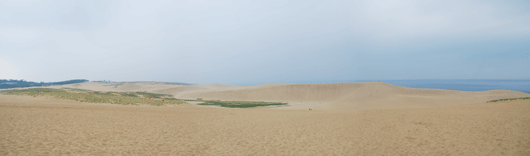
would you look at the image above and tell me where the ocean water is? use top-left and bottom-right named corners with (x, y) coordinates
top-left (352, 79), bottom-right (530, 94)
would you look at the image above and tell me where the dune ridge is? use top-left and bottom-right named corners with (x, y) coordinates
top-left (179, 82), bottom-right (529, 110)
top-left (44, 82), bottom-right (530, 110)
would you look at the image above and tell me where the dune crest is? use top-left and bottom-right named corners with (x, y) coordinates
top-left (46, 82), bottom-right (529, 110)
top-left (179, 82), bottom-right (529, 110)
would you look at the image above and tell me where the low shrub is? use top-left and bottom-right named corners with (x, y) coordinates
top-left (487, 97), bottom-right (530, 103)
top-left (198, 100), bottom-right (287, 108)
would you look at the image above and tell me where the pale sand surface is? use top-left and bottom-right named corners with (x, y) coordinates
top-left (2, 82), bottom-right (530, 155)
top-left (178, 82), bottom-right (529, 110)
top-left (38, 82), bottom-right (529, 110)
top-left (1, 95), bottom-right (530, 155)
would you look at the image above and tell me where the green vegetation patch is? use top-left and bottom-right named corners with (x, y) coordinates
top-left (487, 97), bottom-right (530, 103)
top-left (120, 92), bottom-right (138, 97)
top-left (0, 88), bottom-right (185, 106)
top-left (197, 100), bottom-right (287, 108)
top-left (134, 92), bottom-right (172, 98)
top-left (1, 88), bottom-right (65, 94)
top-left (63, 88), bottom-right (91, 92)
top-left (0, 88), bottom-right (289, 108)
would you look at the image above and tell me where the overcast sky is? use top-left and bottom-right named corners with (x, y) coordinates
top-left (1, 0), bottom-right (529, 85)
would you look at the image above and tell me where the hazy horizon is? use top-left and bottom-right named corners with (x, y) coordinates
top-left (1, 0), bottom-right (529, 85)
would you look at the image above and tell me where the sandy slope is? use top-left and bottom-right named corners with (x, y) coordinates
top-left (179, 82), bottom-right (530, 110)
top-left (46, 82), bottom-right (246, 98)
top-left (1, 95), bottom-right (529, 155)
top-left (45, 82), bottom-right (529, 110)
top-left (45, 82), bottom-right (184, 92)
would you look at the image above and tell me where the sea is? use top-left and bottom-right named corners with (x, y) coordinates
top-left (351, 79), bottom-right (530, 94)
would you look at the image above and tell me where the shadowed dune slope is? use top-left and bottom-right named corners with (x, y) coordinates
top-left (180, 82), bottom-right (530, 110)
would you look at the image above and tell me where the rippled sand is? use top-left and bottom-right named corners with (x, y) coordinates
top-left (1, 95), bottom-right (529, 155)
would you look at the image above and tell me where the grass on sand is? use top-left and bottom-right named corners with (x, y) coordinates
top-left (197, 100), bottom-right (287, 108)
top-left (0, 88), bottom-right (185, 106)
top-left (0, 88), bottom-right (286, 108)
top-left (487, 97), bottom-right (530, 103)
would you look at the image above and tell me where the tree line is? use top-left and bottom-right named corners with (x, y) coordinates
top-left (0, 79), bottom-right (89, 89)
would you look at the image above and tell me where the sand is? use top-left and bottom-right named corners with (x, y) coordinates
top-left (178, 82), bottom-right (529, 110)
top-left (1, 95), bottom-right (529, 155)
top-left (2, 82), bottom-right (530, 155)
top-left (45, 82), bottom-right (529, 110)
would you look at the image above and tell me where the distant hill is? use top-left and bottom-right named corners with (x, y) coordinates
top-left (0, 79), bottom-right (89, 89)
top-left (91, 80), bottom-right (193, 85)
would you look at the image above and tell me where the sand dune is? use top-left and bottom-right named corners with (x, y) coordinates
top-left (179, 82), bottom-right (530, 110)
top-left (46, 82), bottom-right (183, 92)
top-left (1, 95), bottom-right (529, 155)
top-left (2, 82), bottom-right (530, 155)
top-left (49, 82), bottom-right (246, 98)
top-left (23, 82), bottom-right (529, 110)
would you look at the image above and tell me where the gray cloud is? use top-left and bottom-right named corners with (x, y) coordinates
top-left (1, 0), bottom-right (529, 84)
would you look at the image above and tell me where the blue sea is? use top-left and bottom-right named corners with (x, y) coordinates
top-left (351, 79), bottom-right (530, 94)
